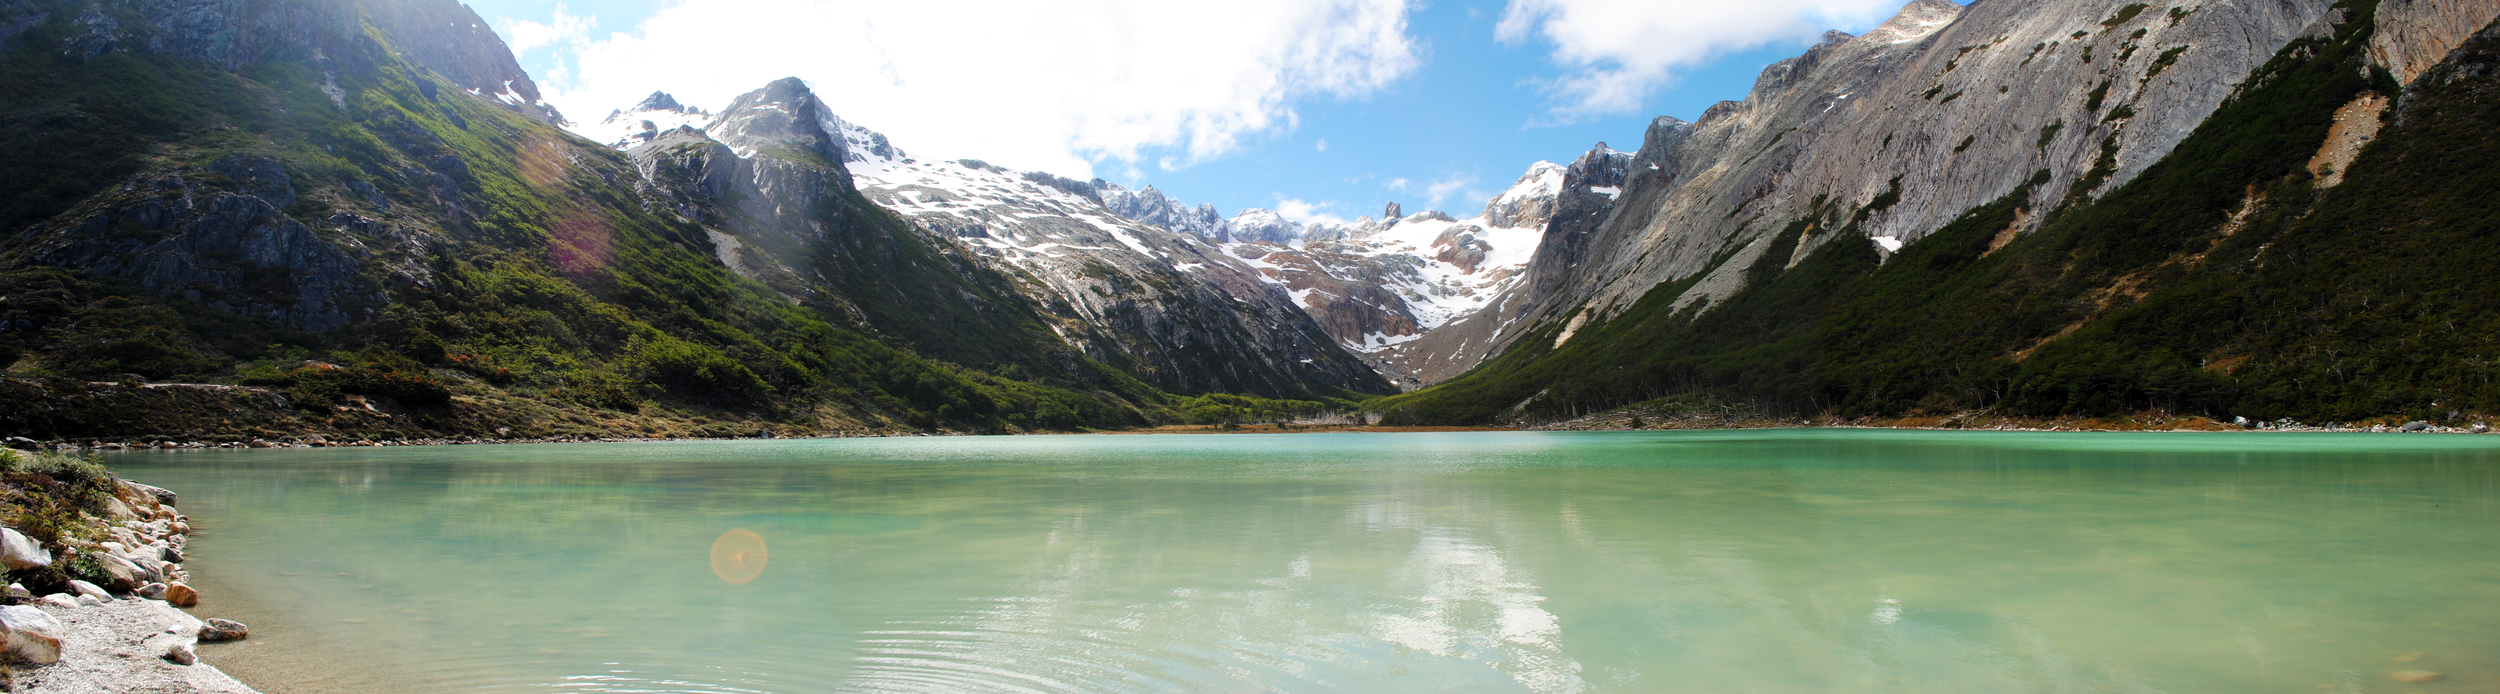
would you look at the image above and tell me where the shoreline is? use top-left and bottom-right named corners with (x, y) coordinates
top-left (10, 415), bottom-right (2493, 455)
top-left (0, 464), bottom-right (262, 692)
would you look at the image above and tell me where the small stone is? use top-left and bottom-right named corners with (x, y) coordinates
top-left (135, 582), bottom-right (168, 600)
top-left (0, 604), bottom-right (64, 664)
top-left (198, 618), bottom-right (248, 642)
top-left (75, 594), bottom-right (102, 607)
top-left (0, 528), bottom-right (52, 571)
top-left (163, 583), bottom-right (199, 607)
top-left (159, 544), bottom-right (184, 563)
top-left (2390, 670), bottom-right (2443, 683)
top-left (66, 580), bottom-right (112, 602)
top-left (37, 594), bottom-right (75, 609)
top-left (162, 641), bottom-right (197, 665)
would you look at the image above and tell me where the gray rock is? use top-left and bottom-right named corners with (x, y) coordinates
top-left (135, 582), bottom-right (168, 600)
top-left (2403, 420), bottom-right (2432, 432)
top-left (3, 436), bottom-right (37, 450)
top-left (162, 640), bottom-right (197, 666)
top-left (207, 155), bottom-right (295, 208)
top-left (122, 480), bottom-right (178, 507)
top-left (1, 527), bottom-right (53, 571)
top-left (38, 594), bottom-right (76, 610)
top-left (75, 594), bottom-right (103, 607)
top-left (2472, 422), bottom-right (2491, 434)
top-left (67, 580), bottom-right (112, 602)
top-left (198, 618), bottom-right (249, 642)
top-left (160, 544), bottom-right (185, 563)
top-left (6, 583), bottom-right (32, 601)
top-left (0, 604), bottom-right (64, 664)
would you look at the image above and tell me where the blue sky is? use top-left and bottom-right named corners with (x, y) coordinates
top-left (477, 0), bottom-right (1907, 224)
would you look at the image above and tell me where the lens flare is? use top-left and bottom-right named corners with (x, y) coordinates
top-left (549, 211), bottom-right (613, 278)
top-left (710, 528), bottom-right (769, 585)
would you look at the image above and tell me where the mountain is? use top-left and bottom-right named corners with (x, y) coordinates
top-left (1196, 154), bottom-right (1621, 389)
top-left (0, 0), bottom-right (1355, 442)
top-left (1381, 0), bottom-right (2500, 425)
top-left (589, 82), bottom-right (1391, 398)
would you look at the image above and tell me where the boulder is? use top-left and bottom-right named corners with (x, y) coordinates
top-left (120, 481), bottom-right (177, 507)
top-left (67, 580), bottom-right (112, 602)
top-left (198, 618), bottom-right (248, 642)
top-left (163, 583), bottom-right (198, 608)
top-left (2473, 422), bottom-right (2491, 434)
top-left (0, 605), bottom-right (64, 664)
top-left (4, 583), bottom-right (31, 601)
top-left (103, 497), bottom-right (136, 520)
top-left (1, 528), bottom-right (53, 570)
top-left (75, 594), bottom-right (102, 607)
top-left (134, 582), bottom-right (168, 600)
top-left (159, 544), bottom-right (184, 563)
top-left (2402, 420), bottom-right (2431, 432)
top-left (3, 437), bottom-right (38, 451)
top-left (37, 594), bottom-right (76, 609)
top-left (95, 552), bottom-right (145, 592)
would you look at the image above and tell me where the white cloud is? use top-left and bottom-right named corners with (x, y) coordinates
top-left (1315, 138), bottom-right (1330, 152)
top-left (539, 0), bottom-right (1420, 178)
top-left (1275, 197), bottom-right (1351, 226)
top-left (495, 4), bottom-right (593, 53)
top-left (1497, 0), bottom-right (1902, 121)
top-left (1424, 176), bottom-right (1472, 207)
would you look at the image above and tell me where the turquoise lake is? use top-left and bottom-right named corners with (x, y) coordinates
top-left (101, 430), bottom-right (2500, 693)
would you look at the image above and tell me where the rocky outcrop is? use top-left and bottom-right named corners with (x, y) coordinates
top-left (26, 174), bottom-right (375, 332)
top-left (2370, 0), bottom-right (2500, 86)
top-left (355, 0), bottom-right (565, 124)
top-left (1100, 185), bottom-right (1231, 241)
top-left (1434, 0), bottom-right (2348, 384)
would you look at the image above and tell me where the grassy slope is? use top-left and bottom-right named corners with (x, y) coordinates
top-left (1383, 0), bottom-right (2499, 426)
top-left (0, 2), bottom-right (1343, 438)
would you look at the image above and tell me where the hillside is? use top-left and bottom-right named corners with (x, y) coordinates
top-left (0, 0), bottom-right (1349, 441)
top-left (1381, 0), bottom-right (2500, 426)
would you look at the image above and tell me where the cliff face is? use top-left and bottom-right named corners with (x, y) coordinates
top-left (2370, 0), bottom-right (2500, 85)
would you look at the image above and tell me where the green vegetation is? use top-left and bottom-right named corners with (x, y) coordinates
top-left (2103, 3), bottom-right (2153, 29)
top-left (0, 449), bottom-right (120, 591)
top-left (1378, 0), bottom-right (2473, 426)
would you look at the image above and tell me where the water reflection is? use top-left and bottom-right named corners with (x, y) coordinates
top-left (100, 431), bottom-right (2500, 693)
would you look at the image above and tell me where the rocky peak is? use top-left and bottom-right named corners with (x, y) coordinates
top-left (1100, 184), bottom-right (1231, 241)
top-left (359, 0), bottom-right (567, 125)
top-left (1383, 202), bottom-right (1403, 219)
top-left (632, 91), bottom-right (696, 114)
top-left (1230, 208), bottom-right (1302, 244)
top-left (1859, 0), bottom-right (1962, 45)
top-left (1483, 161), bottom-right (1567, 229)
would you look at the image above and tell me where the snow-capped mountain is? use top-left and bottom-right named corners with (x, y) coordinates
top-left (1179, 150), bottom-right (1619, 388)
top-left (580, 92), bottom-right (712, 150)
top-left (574, 80), bottom-right (1390, 398)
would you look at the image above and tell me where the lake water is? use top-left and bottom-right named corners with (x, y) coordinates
top-left (103, 430), bottom-right (2500, 693)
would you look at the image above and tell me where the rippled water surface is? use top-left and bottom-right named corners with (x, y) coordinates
top-left (105, 430), bottom-right (2500, 693)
